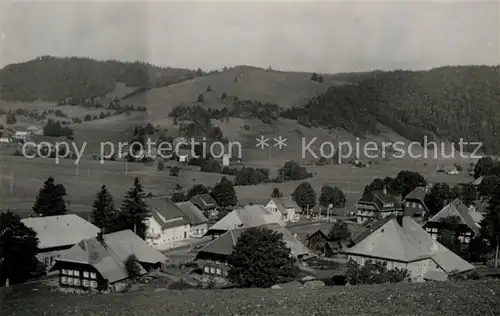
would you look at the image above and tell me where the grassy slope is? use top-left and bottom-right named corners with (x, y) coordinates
top-left (124, 66), bottom-right (333, 118)
top-left (2, 280), bottom-right (500, 316)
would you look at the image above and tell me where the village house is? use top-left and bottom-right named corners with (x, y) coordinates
top-left (50, 230), bottom-right (167, 292)
top-left (204, 204), bottom-right (285, 238)
top-left (145, 198), bottom-right (209, 247)
top-left (190, 194), bottom-right (219, 218)
top-left (195, 223), bottom-right (312, 278)
top-left (21, 214), bottom-right (100, 270)
top-left (423, 198), bottom-right (483, 244)
top-left (343, 215), bottom-right (475, 282)
top-left (174, 201), bottom-right (209, 237)
top-left (265, 197), bottom-right (301, 223)
top-left (354, 189), bottom-right (402, 225)
top-left (13, 130), bottom-right (30, 142)
top-left (402, 186), bottom-right (430, 222)
top-left (306, 228), bottom-right (342, 257)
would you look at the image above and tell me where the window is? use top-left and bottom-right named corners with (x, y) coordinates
top-left (204, 266), bottom-right (209, 273)
top-left (83, 279), bottom-right (90, 287)
top-left (61, 276), bottom-right (67, 284)
top-left (74, 270), bottom-right (80, 277)
top-left (44, 257), bottom-right (50, 266)
top-left (90, 272), bottom-right (96, 279)
top-left (90, 281), bottom-right (98, 289)
top-left (223, 270), bottom-right (228, 276)
top-left (67, 278), bottom-right (74, 286)
top-left (215, 260), bottom-right (219, 265)
top-left (62, 269), bottom-right (67, 275)
top-left (74, 278), bottom-right (81, 286)
top-left (210, 267), bottom-right (215, 274)
top-left (68, 270), bottom-right (73, 276)
top-left (83, 271), bottom-right (89, 278)
top-left (216, 268), bottom-right (221, 275)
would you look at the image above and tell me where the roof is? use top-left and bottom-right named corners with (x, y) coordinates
top-left (189, 194), bottom-right (218, 211)
top-left (147, 198), bottom-right (189, 229)
top-left (175, 201), bottom-right (208, 225)
top-left (356, 190), bottom-right (402, 212)
top-left (197, 223), bottom-right (312, 258)
top-left (21, 214), bottom-right (100, 249)
top-left (53, 230), bottom-right (167, 283)
top-left (427, 198), bottom-right (483, 234)
top-left (350, 217), bottom-right (393, 245)
top-left (404, 187), bottom-right (426, 201)
top-left (269, 197), bottom-right (301, 214)
top-left (207, 204), bottom-right (285, 232)
top-left (470, 176), bottom-right (483, 186)
top-left (344, 216), bottom-right (474, 274)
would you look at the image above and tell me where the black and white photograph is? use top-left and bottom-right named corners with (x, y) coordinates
top-left (0, 1), bottom-right (499, 315)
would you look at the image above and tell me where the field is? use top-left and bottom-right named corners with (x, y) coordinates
top-left (2, 279), bottom-right (500, 315)
top-left (0, 147), bottom-right (474, 219)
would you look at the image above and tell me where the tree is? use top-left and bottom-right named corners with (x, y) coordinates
top-left (196, 68), bottom-right (203, 76)
top-left (363, 178), bottom-right (385, 195)
top-left (197, 93), bottom-right (204, 103)
top-left (124, 254), bottom-right (142, 280)
top-left (311, 73), bottom-right (318, 81)
top-left (170, 166), bottom-right (180, 176)
top-left (424, 182), bottom-right (453, 215)
top-left (292, 182), bottom-right (316, 211)
top-left (157, 159), bottom-right (165, 171)
top-left (0, 211), bottom-right (41, 286)
top-left (171, 192), bottom-right (187, 203)
top-left (206, 85), bottom-right (212, 92)
top-left (319, 186), bottom-right (346, 208)
top-left (116, 177), bottom-right (149, 239)
top-left (32, 177), bottom-right (68, 216)
top-left (221, 92), bottom-right (227, 100)
top-left (452, 183), bottom-right (477, 207)
top-left (346, 259), bottom-right (410, 285)
top-left (271, 188), bottom-right (283, 198)
top-left (396, 170), bottom-right (427, 198)
top-left (327, 221), bottom-right (351, 242)
top-left (187, 184), bottom-right (209, 199)
top-left (210, 177), bottom-right (237, 208)
top-left (474, 157), bottom-right (495, 179)
top-left (437, 216), bottom-right (463, 255)
top-left (227, 227), bottom-right (299, 288)
top-left (278, 161), bottom-right (312, 181)
top-left (481, 195), bottom-right (500, 267)
top-left (91, 185), bottom-right (118, 234)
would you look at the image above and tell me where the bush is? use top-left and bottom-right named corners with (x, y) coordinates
top-left (221, 92), bottom-right (227, 100)
top-left (170, 166), bottom-right (180, 176)
top-left (6, 114), bottom-right (16, 125)
top-left (197, 93), bottom-right (205, 103)
top-left (346, 259), bottom-right (410, 285)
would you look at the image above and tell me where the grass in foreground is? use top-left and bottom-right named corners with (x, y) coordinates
top-left (2, 279), bottom-right (499, 316)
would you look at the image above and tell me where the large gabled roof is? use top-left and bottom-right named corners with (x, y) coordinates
top-left (197, 223), bottom-right (311, 258)
top-left (53, 230), bottom-right (167, 283)
top-left (344, 217), bottom-right (474, 274)
top-left (22, 214), bottom-right (100, 249)
top-left (404, 187), bottom-right (427, 201)
top-left (175, 201), bottom-right (208, 225)
top-left (427, 198), bottom-right (483, 234)
top-left (207, 204), bottom-right (285, 233)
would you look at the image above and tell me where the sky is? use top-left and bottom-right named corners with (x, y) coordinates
top-left (0, 0), bottom-right (498, 73)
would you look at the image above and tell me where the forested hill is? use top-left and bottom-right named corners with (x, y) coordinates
top-left (0, 56), bottom-right (197, 101)
top-left (282, 65), bottom-right (500, 153)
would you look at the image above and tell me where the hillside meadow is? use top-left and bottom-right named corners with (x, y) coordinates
top-left (0, 151), bottom-right (474, 218)
top-left (2, 279), bottom-right (500, 316)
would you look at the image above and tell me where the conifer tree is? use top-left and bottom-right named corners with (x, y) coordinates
top-left (32, 177), bottom-right (67, 216)
top-left (116, 177), bottom-right (149, 239)
top-left (91, 185), bottom-right (118, 233)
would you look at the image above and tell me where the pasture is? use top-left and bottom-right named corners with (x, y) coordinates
top-left (0, 146), bottom-right (475, 219)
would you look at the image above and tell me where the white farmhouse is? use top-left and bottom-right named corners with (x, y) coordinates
top-left (265, 197), bottom-right (301, 223)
